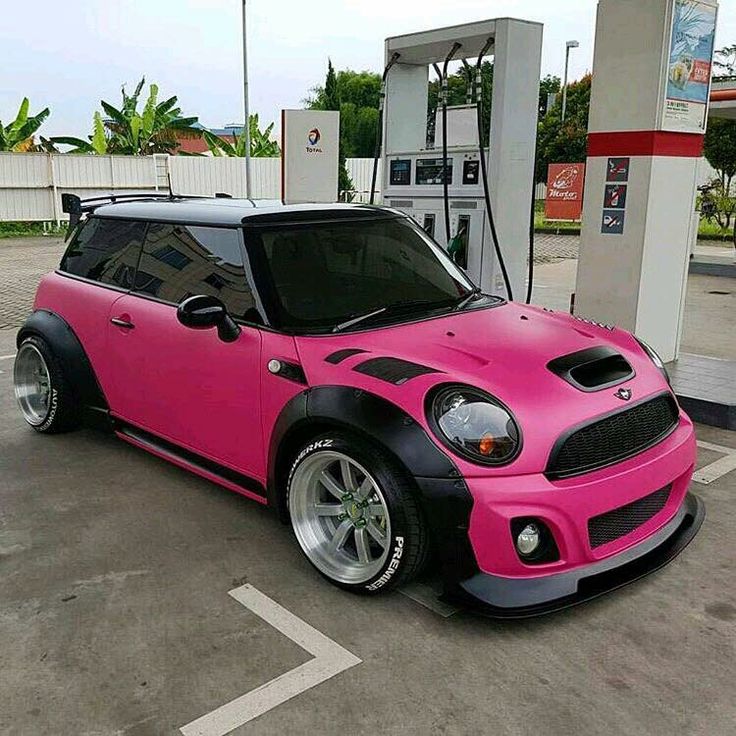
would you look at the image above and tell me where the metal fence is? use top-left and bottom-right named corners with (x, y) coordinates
top-left (0, 153), bottom-right (380, 222)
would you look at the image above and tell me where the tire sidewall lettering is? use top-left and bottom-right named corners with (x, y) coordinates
top-left (38, 387), bottom-right (58, 431)
top-left (365, 536), bottom-right (404, 591)
top-left (287, 438), bottom-right (334, 489)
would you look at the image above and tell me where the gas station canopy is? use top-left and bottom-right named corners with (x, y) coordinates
top-left (710, 80), bottom-right (736, 119)
top-left (386, 19), bottom-right (511, 64)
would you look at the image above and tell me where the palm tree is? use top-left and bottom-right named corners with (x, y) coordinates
top-left (0, 98), bottom-right (50, 151)
top-left (203, 114), bottom-right (280, 157)
top-left (52, 78), bottom-right (199, 155)
top-left (51, 112), bottom-right (110, 154)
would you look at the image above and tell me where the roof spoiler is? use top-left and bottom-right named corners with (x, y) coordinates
top-left (61, 191), bottom-right (178, 239)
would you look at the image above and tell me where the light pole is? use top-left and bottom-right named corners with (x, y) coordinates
top-left (561, 40), bottom-right (579, 123)
top-left (241, 0), bottom-right (252, 199)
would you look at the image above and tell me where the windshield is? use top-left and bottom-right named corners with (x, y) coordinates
top-left (246, 216), bottom-right (478, 333)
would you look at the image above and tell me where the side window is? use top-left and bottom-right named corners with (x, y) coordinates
top-left (60, 218), bottom-right (145, 289)
top-left (134, 223), bottom-right (255, 318)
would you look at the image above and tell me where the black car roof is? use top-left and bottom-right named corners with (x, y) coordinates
top-left (91, 197), bottom-right (406, 226)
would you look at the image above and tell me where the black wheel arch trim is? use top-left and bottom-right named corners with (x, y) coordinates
top-left (17, 310), bottom-right (109, 413)
top-left (267, 385), bottom-right (479, 581)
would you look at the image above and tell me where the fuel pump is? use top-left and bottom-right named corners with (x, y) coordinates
top-left (369, 52), bottom-right (401, 206)
top-left (379, 19), bottom-right (542, 301)
top-left (436, 43), bottom-right (462, 244)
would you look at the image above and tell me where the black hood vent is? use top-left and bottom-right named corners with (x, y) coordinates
top-left (548, 346), bottom-right (634, 392)
top-left (325, 348), bottom-right (368, 365)
top-left (353, 357), bottom-right (441, 385)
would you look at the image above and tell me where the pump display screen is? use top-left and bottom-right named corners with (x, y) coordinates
top-left (389, 159), bottom-right (411, 185)
top-left (416, 158), bottom-right (453, 185)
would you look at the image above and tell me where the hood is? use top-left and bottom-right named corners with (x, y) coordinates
top-left (294, 302), bottom-right (673, 476)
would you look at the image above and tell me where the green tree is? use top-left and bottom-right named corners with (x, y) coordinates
top-left (52, 78), bottom-right (199, 155)
top-left (538, 75), bottom-right (561, 118)
top-left (535, 74), bottom-right (591, 182)
top-left (704, 118), bottom-right (736, 188)
top-left (203, 114), bottom-right (280, 157)
top-left (703, 117), bottom-right (736, 235)
top-left (324, 59), bottom-right (340, 111)
top-left (0, 98), bottom-right (50, 152)
top-left (307, 68), bottom-right (382, 156)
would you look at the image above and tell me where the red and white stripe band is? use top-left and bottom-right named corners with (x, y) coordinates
top-left (587, 130), bottom-right (704, 158)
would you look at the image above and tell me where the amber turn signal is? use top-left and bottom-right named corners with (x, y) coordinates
top-left (479, 433), bottom-right (496, 456)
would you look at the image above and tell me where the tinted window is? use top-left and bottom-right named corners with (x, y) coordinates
top-left (135, 223), bottom-right (256, 318)
top-left (250, 217), bottom-right (474, 332)
top-left (60, 218), bottom-right (145, 288)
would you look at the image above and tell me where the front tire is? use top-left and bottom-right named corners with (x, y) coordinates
top-left (13, 336), bottom-right (80, 433)
top-left (287, 432), bottom-right (428, 594)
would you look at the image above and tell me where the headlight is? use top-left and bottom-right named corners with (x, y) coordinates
top-left (635, 337), bottom-right (670, 384)
top-left (427, 385), bottom-right (521, 465)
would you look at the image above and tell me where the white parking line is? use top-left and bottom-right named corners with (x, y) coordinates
top-left (0, 354), bottom-right (16, 361)
top-left (694, 441), bottom-right (736, 485)
top-left (179, 584), bottom-right (361, 736)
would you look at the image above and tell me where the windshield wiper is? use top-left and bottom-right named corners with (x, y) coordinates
top-left (333, 307), bottom-right (388, 333)
top-left (454, 287), bottom-right (483, 311)
top-left (332, 299), bottom-right (447, 333)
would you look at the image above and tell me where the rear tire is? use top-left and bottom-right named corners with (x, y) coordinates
top-left (287, 432), bottom-right (428, 595)
top-left (14, 336), bottom-right (80, 433)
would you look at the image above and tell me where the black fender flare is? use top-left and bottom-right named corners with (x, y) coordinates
top-left (267, 385), bottom-right (478, 581)
top-left (17, 310), bottom-right (109, 413)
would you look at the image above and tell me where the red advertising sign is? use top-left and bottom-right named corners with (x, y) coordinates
top-left (545, 163), bottom-right (586, 221)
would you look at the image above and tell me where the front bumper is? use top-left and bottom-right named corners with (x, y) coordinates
top-left (415, 413), bottom-right (703, 618)
top-left (449, 492), bottom-right (704, 618)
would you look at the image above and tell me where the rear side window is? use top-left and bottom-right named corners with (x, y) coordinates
top-left (60, 218), bottom-right (145, 288)
top-left (134, 223), bottom-right (256, 318)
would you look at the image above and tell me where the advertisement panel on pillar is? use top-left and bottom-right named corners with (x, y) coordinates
top-left (662, 0), bottom-right (718, 133)
top-left (281, 110), bottom-right (340, 204)
top-left (545, 163), bottom-right (585, 221)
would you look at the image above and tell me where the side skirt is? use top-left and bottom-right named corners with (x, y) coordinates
top-left (115, 422), bottom-right (268, 506)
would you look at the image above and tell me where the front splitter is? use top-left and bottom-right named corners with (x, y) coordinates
top-left (445, 493), bottom-right (705, 619)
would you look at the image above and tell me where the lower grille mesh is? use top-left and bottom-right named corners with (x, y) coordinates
top-left (588, 485), bottom-right (672, 549)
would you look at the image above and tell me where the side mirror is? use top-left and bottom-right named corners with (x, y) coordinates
top-left (177, 295), bottom-right (241, 343)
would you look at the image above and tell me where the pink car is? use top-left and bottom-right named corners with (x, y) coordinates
top-left (13, 194), bottom-right (704, 617)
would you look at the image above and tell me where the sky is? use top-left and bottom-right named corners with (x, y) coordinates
top-left (2, 0), bottom-right (735, 139)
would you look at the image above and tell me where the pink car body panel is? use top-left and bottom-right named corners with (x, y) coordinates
top-left (33, 272), bottom-right (124, 400)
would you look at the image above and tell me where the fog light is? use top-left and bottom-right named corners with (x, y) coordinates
top-left (516, 523), bottom-right (541, 556)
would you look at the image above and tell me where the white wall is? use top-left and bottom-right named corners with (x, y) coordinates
top-left (0, 153), bottom-right (380, 222)
top-left (0, 151), bottom-right (715, 220)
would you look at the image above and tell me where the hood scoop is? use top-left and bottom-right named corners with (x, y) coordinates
top-left (548, 346), bottom-right (634, 392)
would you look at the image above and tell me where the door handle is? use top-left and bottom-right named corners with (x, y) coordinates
top-left (110, 317), bottom-right (135, 329)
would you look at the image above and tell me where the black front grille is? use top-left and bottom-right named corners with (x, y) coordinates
top-left (547, 393), bottom-right (679, 479)
top-left (588, 485), bottom-right (672, 548)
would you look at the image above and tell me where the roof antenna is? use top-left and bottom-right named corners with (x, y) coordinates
top-left (167, 168), bottom-right (175, 199)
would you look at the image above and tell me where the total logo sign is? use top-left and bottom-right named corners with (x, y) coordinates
top-left (306, 128), bottom-right (323, 154)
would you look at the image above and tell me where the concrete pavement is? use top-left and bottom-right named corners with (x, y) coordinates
top-left (1, 235), bottom-right (736, 735)
top-left (1, 322), bottom-right (735, 736)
